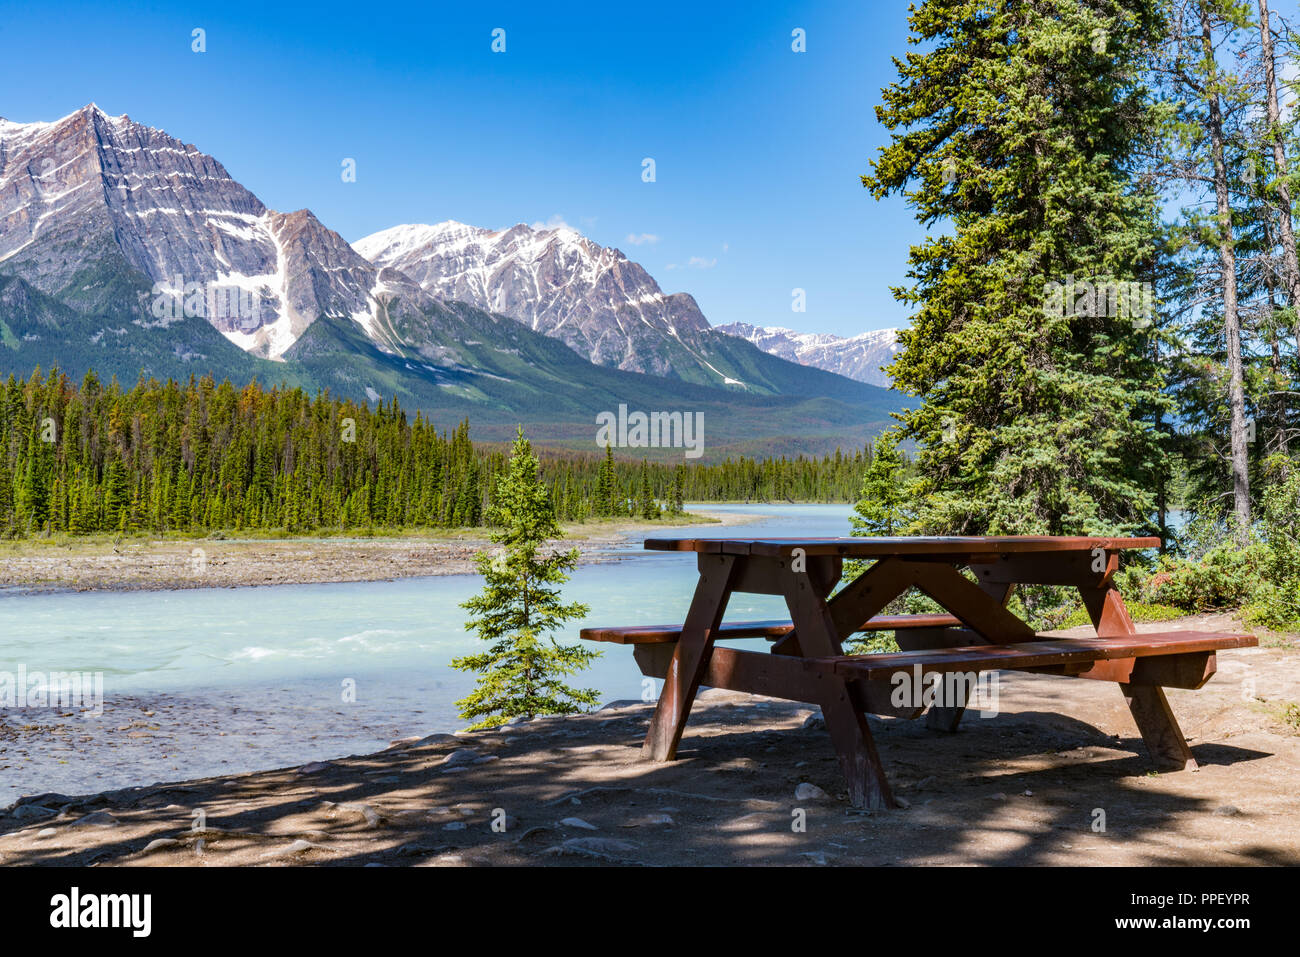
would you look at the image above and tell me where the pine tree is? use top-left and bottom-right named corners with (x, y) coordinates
top-left (851, 432), bottom-right (911, 537)
top-left (595, 444), bottom-right (615, 517)
top-left (639, 461), bottom-right (658, 520)
top-left (451, 427), bottom-right (598, 729)
top-left (864, 0), bottom-right (1169, 535)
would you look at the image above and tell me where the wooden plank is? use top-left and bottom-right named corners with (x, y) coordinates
top-left (812, 632), bottom-right (1255, 681)
top-left (644, 535), bottom-right (1161, 558)
top-left (771, 556), bottom-right (922, 657)
top-left (907, 562), bottom-right (1037, 644)
top-left (970, 552), bottom-right (1114, 587)
top-left (826, 557), bottom-right (925, 637)
top-left (581, 612), bottom-right (967, 645)
top-left (582, 620), bottom-right (793, 644)
top-left (1068, 652), bottom-right (1218, 690)
top-left (631, 643), bottom-right (922, 718)
top-left (634, 644), bottom-right (826, 703)
top-left (641, 553), bottom-right (737, 762)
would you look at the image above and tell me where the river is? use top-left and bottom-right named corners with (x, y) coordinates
top-left (0, 503), bottom-right (854, 799)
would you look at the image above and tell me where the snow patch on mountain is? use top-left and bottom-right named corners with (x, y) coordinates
top-left (714, 322), bottom-right (899, 387)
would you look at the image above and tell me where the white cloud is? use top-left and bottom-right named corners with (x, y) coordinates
top-left (666, 256), bottom-right (718, 271)
top-left (625, 232), bottom-right (659, 245)
top-left (532, 214), bottom-right (574, 231)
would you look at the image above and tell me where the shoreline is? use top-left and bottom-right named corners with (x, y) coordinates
top-left (3, 628), bottom-right (1296, 866)
top-left (0, 508), bottom-right (764, 595)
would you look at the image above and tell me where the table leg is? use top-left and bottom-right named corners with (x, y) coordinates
top-left (642, 554), bottom-right (737, 762)
top-left (910, 581), bottom-right (1016, 732)
top-left (1079, 569), bottom-right (1197, 771)
top-left (785, 571), bottom-right (896, 810)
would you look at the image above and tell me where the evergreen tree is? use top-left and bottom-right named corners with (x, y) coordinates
top-left (451, 427), bottom-right (598, 729)
top-left (639, 460), bottom-right (658, 520)
top-left (850, 431), bottom-right (911, 536)
top-left (864, 0), bottom-right (1169, 535)
top-left (595, 444), bottom-right (616, 517)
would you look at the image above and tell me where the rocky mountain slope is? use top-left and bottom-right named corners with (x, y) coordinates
top-left (714, 323), bottom-right (899, 388)
top-left (0, 104), bottom-right (905, 455)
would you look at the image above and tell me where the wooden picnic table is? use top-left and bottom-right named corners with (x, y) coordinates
top-left (580, 535), bottom-right (1256, 810)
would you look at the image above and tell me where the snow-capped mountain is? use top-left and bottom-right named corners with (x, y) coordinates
top-left (0, 104), bottom-right (429, 359)
top-left (714, 323), bottom-right (899, 388)
top-left (353, 221), bottom-right (740, 381)
top-left (0, 104), bottom-right (906, 455)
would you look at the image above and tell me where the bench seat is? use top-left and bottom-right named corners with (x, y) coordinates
top-left (579, 613), bottom-right (962, 644)
top-left (808, 631), bottom-right (1256, 680)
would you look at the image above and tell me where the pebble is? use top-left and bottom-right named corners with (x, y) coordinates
top-left (794, 782), bottom-right (829, 801)
top-left (412, 733), bottom-right (461, 747)
top-left (141, 838), bottom-right (180, 854)
top-left (11, 805), bottom-right (56, 822)
top-left (443, 821), bottom-right (468, 831)
top-left (441, 749), bottom-right (481, 768)
top-left (636, 813), bottom-right (675, 827)
top-left (1213, 805), bottom-right (1242, 817)
top-left (69, 810), bottom-right (120, 828)
top-left (260, 839), bottom-right (324, 859)
top-left (802, 713), bottom-right (826, 731)
top-left (543, 837), bottom-right (638, 860)
top-left (336, 803), bottom-right (382, 828)
top-left (35, 828), bottom-right (56, 839)
top-left (296, 761), bottom-right (336, 775)
top-left (559, 816), bottom-right (598, 830)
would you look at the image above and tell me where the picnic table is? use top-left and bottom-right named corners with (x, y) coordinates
top-left (580, 535), bottom-right (1257, 810)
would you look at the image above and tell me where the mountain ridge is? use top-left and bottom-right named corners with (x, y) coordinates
top-left (0, 104), bottom-right (907, 457)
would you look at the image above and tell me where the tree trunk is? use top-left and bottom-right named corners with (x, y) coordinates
top-left (1201, 4), bottom-right (1251, 541)
top-left (1259, 0), bottom-right (1300, 362)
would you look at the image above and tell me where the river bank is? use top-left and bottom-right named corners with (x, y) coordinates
top-left (0, 510), bottom-right (751, 593)
top-left (2, 613), bottom-right (1296, 867)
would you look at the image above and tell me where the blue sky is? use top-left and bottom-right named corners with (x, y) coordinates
top-left (7, 1), bottom-right (1295, 340)
top-left (0, 0), bottom-right (924, 338)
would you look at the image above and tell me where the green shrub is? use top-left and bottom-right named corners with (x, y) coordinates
top-left (1148, 541), bottom-right (1270, 612)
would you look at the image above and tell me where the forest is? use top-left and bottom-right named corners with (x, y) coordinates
top-left (0, 368), bottom-right (869, 537)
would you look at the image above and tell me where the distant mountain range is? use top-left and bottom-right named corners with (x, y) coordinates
top-left (0, 104), bottom-right (906, 457)
top-left (714, 323), bottom-right (899, 388)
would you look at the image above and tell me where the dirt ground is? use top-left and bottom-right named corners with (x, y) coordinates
top-left (2, 615), bottom-right (1296, 867)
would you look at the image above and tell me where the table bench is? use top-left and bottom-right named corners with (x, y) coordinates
top-left (580, 535), bottom-right (1257, 810)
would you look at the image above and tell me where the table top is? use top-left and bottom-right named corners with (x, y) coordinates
top-left (643, 535), bottom-right (1161, 558)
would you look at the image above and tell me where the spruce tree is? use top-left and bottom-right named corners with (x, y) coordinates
top-left (851, 431), bottom-right (911, 536)
top-left (451, 427), bottom-right (598, 729)
top-left (864, 0), bottom-right (1169, 535)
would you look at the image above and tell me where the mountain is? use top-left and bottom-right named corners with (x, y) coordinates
top-left (714, 323), bottom-right (900, 388)
top-left (0, 104), bottom-right (906, 457)
top-left (353, 221), bottom-right (850, 395)
top-left (0, 104), bottom-right (434, 359)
